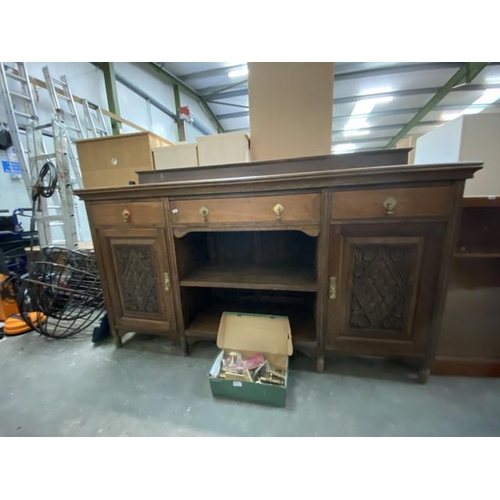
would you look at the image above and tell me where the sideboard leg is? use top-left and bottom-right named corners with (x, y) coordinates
top-left (181, 337), bottom-right (190, 356)
top-left (316, 355), bottom-right (325, 374)
top-left (114, 334), bottom-right (123, 348)
top-left (417, 366), bottom-right (430, 384)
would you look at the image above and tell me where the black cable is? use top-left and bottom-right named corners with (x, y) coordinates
top-left (32, 161), bottom-right (58, 202)
top-left (29, 161), bottom-right (58, 269)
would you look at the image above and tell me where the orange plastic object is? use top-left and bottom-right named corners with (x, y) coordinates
top-left (0, 273), bottom-right (20, 321)
top-left (4, 312), bottom-right (47, 336)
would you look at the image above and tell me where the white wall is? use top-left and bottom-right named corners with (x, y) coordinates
top-left (414, 117), bottom-right (463, 165)
top-left (414, 113), bottom-right (500, 197)
top-left (180, 92), bottom-right (218, 143)
top-left (459, 113), bottom-right (500, 196)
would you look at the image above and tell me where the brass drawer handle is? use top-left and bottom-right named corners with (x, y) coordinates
top-left (383, 197), bottom-right (397, 215)
top-left (122, 209), bottom-right (131, 223)
top-left (329, 276), bottom-right (337, 300)
top-left (200, 206), bottom-right (209, 221)
top-left (273, 203), bottom-right (284, 220)
top-left (164, 272), bottom-right (170, 291)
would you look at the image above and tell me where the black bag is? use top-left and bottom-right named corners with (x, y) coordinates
top-left (0, 129), bottom-right (13, 150)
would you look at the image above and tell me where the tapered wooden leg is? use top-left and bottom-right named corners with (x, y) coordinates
top-left (417, 366), bottom-right (430, 384)
top-left (114, 334), bottom-right (123, 348)
top-left (316, 355), bottom-right (325, 374)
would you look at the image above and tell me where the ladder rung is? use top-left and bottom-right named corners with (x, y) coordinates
top-left (14, 110), bottom-right (34, 119)
top-left (66, 125), bottom-right (81, 131)
top-left (58, 109), bottom-right (76, 118)
top-left (51, 77), bottom-right (64, 87)
top-left (36, 215), bottom-right (65, 222)
top-left (30, 154), bottom-right (55, 161)
top-left (58, 94), bottom-right (71, 101)
top-left (9, 91), bottom-right (31, 101)
top-left (6, 72), bottom-right (27, 83)
top-left (34, 123), bottom-right (52, 130)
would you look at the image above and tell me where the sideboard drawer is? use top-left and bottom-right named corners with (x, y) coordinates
top-left (170, 194), bottom-right (320, 225)
top-left (331, 186), bottom-right (454, 220)
top-left (89, 200), bottom-right (165, 227)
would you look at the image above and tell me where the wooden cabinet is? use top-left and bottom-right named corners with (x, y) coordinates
top-left (326, 222), bottom-right (445, 360)
top-left (76, 155), bottom-right (482, 382)
top-left (95, 227), bottom-right (177, 341)
top-left (76, 132), bottom-right (172, 188)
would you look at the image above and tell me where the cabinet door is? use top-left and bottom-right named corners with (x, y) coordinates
top-left (96, 227), bottom-right (177, 336)
top-left (326, 222), bottom-right (445, 356)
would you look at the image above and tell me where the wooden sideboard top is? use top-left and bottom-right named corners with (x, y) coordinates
top-left (75, 157), bottom-right (482, 202)
top-left (138, 148), bottom-right (413, 184)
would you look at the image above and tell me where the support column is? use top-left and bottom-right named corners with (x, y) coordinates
top-left (101, 62), bottom-right (122, 135)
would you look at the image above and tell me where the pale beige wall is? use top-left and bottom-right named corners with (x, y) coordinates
top-left (248, 63), bottom-right (334, 161)
top-left (460, 113), bottom-right (500, 196)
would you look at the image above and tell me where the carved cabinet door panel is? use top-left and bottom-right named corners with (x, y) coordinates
top-left (96, 227), bottom-right (177, 336)
top-left (326, 222), bottom-right (445, 356)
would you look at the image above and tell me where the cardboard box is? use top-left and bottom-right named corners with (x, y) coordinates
top-left (152, 143), bottom-right (199, 170)
top-left (196, 131), bottom-right (250, 166)
top-left (208, 312), bottom-right (293, 407)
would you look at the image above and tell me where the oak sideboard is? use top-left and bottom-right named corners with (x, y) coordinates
top-left (75, 155), bottom-right (481, 383)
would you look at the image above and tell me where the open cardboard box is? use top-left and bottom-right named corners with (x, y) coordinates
top-left (208, 312), bottom-right (293, 407)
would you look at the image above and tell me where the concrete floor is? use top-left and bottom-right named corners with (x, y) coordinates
top-left (1, 330), bottom-right (500, 436)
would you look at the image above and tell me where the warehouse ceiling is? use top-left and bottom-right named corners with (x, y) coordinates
top-left (152, 62), bottom-right (500, 152)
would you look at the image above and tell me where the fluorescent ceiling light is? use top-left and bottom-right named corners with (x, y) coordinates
top-left (228, 67), bottom-right (248, 78)
top-left (473, 88), bottom-right (500, 105)
top-left (333, 143), bottom-right (356, 153)
top-left (441, 112), bottom-right (463, 121)
top-left (344, 130), bottom-right (370, 137)
top-left (345, 118), bottom-right (369, 130)
top-left (462, 107), bottom-right (483, 115)
top-left (361, 87), bottom-right (392, 96)
top-left (351, 96), bottom-right (393, 116)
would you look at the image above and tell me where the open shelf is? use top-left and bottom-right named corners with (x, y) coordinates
top-left (182, 288), bottom-right (317, 351)
top-left (180, 262), bottom-right (317, 292)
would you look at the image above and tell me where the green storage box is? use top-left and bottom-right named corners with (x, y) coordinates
top-left (208, 312), bottom-right (293, 408)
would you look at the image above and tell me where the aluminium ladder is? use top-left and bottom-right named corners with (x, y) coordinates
top-left (0, 62), bottom-right (79, 249)
top-left (82, 99), bottom-right (108, 138)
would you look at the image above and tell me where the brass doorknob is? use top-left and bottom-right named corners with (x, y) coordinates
top-left (122, 209), bottom-right (131, 223)
top-left (273, 203), bottom-right (284, 220)
top-left (199, 206), bottom-right (209, 221)
top-left (383, 197), bottom-right (396, 215)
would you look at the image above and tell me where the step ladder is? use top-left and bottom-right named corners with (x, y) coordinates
top-left (0, 62), bottom-right (79, 249)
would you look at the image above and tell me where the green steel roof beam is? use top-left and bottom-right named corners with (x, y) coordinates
top-left (146, 63), bottom-right (225, 134)
top-left (101, 62), bottom-right (122, 135)
top-left (385, 62), bottom-right (488, 149)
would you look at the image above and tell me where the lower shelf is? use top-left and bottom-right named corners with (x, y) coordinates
top-left (185, 303), bottom-right (317, 352)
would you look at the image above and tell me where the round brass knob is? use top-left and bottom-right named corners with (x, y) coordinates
top-left (273, 203), bottom-right (284, 220)
top-left (122, 209), bottom-right (131, 223)
top-left (199, 206), bottom-right (209, 221)
top-left (383, 197), bottom-right (396, 215)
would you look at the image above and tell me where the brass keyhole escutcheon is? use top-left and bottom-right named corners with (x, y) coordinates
top-left (199, 206), bottom-right (209, 221)
top-left (383, 197), bottom-right (397, 215)
top-left (122, 209), bottom-right (131, 223)
top-left (273, 203), bottom-right (284, 220)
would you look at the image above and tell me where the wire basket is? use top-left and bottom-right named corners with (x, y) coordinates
top-left (42, 246), bottom-right (98, 275)
top-left (18, 257), bottom-right (104, 339)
